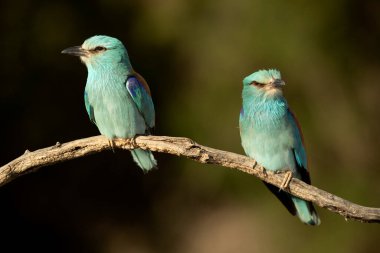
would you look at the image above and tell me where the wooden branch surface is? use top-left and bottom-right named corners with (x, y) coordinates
top-left (1, 135), bottom-right (379, 223)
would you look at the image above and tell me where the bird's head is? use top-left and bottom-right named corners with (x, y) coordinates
top-left (62, 35), bottom-right (131, 70)
top-left (242, 69), bottom-right (285, 98)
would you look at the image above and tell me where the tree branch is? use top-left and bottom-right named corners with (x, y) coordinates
top-left (1, 135), bottom-right (379, 223)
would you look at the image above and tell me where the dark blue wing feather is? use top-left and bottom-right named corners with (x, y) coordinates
top-left (126, 75), bottom-right (155, 130)
top-left (288, 109), bottom-right (311, 183)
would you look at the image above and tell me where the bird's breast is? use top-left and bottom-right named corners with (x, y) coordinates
top-left (85, 78), bottom-right (146, 139)
top-left (240, 110), bottom-right (296, 172)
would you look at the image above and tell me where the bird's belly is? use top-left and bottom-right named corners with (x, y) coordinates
top-left (92, 90), bottom-right (145, 139)
top-left (241, 123), bottom-right (296, 172)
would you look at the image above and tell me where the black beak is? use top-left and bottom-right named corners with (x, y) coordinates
top-left (61, 46), bottom-right (88, 57)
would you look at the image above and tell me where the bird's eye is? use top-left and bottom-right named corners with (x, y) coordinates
top-left (251, 81), bottom-right (265, 87)
top-left (93, 46), bottom-right (106, 52)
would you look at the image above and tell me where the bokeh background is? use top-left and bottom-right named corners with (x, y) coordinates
top-left (1, 0), bottom-right (380, 252)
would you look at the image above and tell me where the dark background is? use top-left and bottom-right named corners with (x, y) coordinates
top-left (1, 1), bottom-right (380, 252)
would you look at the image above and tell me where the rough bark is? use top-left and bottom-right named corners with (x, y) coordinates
top-left (1, 135), bottom-right (379, 223)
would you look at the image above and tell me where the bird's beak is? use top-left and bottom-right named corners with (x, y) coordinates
top-left (61, 46), bottom-right (89, 57)
top-left (271, 79), bottom-right (285, 87)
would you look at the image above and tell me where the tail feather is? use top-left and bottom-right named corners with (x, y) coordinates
top-left (263, 182), bottom-right (297, 216)
top-left (131, 149), bottom-right (157, 172)
top-left (291, 196), bottom-right (321, 226)
top-left (264, 182), bottom-right (320, 225)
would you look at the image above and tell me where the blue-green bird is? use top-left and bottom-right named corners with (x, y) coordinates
top-left (62, 35), bottom-right (157, 172)
top-left (239, 69), bottom-right (320, 225)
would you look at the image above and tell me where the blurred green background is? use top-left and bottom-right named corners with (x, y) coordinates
top-left (1, 0), bottom-right (380, 252)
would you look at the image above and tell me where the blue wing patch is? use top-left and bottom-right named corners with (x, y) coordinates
top-left (288, 110), bottom-right (311, 184)
top-left (293, 148), bottom-right (311, 184)
top-left (126, 75), bottom-right (155, 130)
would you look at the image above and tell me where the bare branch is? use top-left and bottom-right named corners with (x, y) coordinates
top-left (1, 135), bottom-right (379, 223)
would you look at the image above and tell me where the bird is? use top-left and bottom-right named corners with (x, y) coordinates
top-left (62, 35), bottom-right (157, 172)
top-left (239, 69), bottom-right (320, 225)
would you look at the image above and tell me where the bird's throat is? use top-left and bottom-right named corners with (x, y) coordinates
top-left (245, 96), bottom-right (288, 129)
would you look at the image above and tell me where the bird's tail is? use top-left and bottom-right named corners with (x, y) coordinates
top-left (291, 196), bottom-right (321, 226)
top-left (131, 149), bottom-right (157, 172)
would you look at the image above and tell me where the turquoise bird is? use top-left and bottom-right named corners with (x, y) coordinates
top-left (62, 35), bottom-right (157, 172)
top-left (239, 69), bottom-right (320, 225)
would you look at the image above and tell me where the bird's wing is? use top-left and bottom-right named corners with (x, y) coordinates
top-left (288, 109), bottom-right (311, 184)
top-left (126, 72), bottom-right (155, 130)
top-left (262, 109), bottom-right (311, 216)
top-left (84, 90), bottom-right (96, 125)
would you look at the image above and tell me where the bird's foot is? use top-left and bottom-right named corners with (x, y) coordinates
top-left (130, 136), bottom-right (139, 149)
top-left (252, 161), bottom-right (267, 177)
top-left (279, 170), bottom-right (293, 191)
top-left (108, 139), bottom-right (116, 153)
top-left (259, 165), bottom-right (267, 177)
